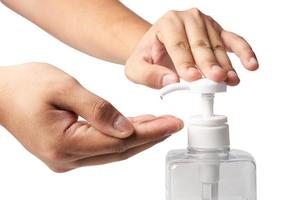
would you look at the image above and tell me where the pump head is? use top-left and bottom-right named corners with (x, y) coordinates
top-left (160, 79), bottom-right (226, 117)
top-left (160, 79), bottom-right (229, 149)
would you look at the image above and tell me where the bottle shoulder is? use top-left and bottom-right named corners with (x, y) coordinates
top-left (166, 148), bottom-right (255, 164)
top-left (229, 149), bottom-right (256, 162)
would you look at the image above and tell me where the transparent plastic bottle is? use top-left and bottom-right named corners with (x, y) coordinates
top-left (160, 79), bottom-right (257, 200)
top-left (166, 147), bottom-right (256, 200)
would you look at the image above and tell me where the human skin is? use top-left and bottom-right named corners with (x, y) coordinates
top-left (1, 0), bottom-right (258, 88)
top-left (0, 63), bottom-right (183, 172)
top-left (0, 1), bottom-right (259, 172)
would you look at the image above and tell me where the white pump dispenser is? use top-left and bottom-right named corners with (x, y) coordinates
top-left (160, 79), bottom-right (229, 149)
top-left (161, 79), bottom-right (227, 200)
top-left (162, 79), bottom-right (257, 200)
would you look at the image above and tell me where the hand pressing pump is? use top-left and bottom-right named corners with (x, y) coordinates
top-left (160, 79), bottom-right (256, 200)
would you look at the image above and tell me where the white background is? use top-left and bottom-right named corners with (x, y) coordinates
top-left (0, 0), bottom-right (299, 199)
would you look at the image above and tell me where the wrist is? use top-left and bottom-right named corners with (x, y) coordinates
top-left (93, 1), bottom-right (151, 64)
top-left (116, 16), bottom-right (151, 63)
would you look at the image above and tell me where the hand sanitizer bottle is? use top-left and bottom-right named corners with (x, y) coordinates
top-left (160, 79), bottom-right (256, 200)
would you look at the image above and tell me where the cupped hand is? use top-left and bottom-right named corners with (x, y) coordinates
top-left (0, 63), bottom-right (183, 172)
top-left (125, 8), bottom-right (259, 89)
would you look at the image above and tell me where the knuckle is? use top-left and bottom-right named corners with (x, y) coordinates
top-left (173, 41), bottom-right (190, 51)
top-left (165, 10), bottom-right (179, 18)
top-left (188, 8), bottom-right (202, 17)
top-left (212, 44), bottom-right (226, 51)
top-left (191, 40), bottom-right (212, 50)
top-left (91, 100), bottom-right (115, 123)
top-left (162, 10), bottom-right (181, 25)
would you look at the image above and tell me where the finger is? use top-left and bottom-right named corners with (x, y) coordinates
top-left (63, 115), bottom-right (183, 157)
top-left (128, 115), bottom-right (156, 123)
top-left (73, 136), bottom-right (169, 167)
top-left (132, 115), bottom-right (183, 139)
top-left (204, 16), bottom-right (240, 86)
top-left (183, 9), bottom-right (227, 82)
top-left (157, 11), bottom-right (202, 81)
top-left (53, 84), bottom-right (134, 138)
top-left (221, 30), bottom-right (259, 71)
top-left (125, 58), bottom-right (179, 89)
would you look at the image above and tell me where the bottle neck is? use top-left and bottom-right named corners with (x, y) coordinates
top-left (188, 146), bottom-right (230, 159)
top-left (188, 146), bottom-right (230, 154)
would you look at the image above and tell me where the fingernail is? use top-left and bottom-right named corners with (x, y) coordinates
top-left (227, 70), bottom-right (238, 78)
top-left (162, 74), bottom-right (178, 87)
top-left (249, 57), bottom-right (257, 65)
top-left (113, 115), bottom-right (133, 135)
top-left (176, 118), bottom-right (184, 130)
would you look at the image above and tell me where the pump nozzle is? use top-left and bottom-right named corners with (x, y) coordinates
top-left (159, 82), bottom-right (190, 99)
top-left (160, 79), bottom-right (226, 118)
top-left (159, 79), bottom-right (226, 97)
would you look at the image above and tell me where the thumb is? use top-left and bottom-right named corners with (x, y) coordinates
top-left (54, 84), bottom-right (134, 138)
top-left (125, 59), bottom-right (179, 89)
